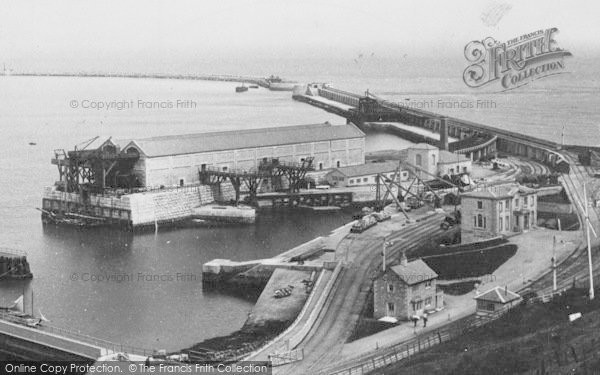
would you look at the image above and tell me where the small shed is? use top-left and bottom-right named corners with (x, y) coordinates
top-left (474, 286), bottom-right (521, 317)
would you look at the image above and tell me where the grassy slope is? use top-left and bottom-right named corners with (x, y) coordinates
top-left (375, 288), bottom-right (600, 375)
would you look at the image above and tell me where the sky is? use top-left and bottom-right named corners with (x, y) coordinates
top-left (1, 0), bottom-right (599, 70)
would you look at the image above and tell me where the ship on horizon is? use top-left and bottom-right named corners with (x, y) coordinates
top-left (2, 64), bottom-right (12, 76)
top-left (266, 74), bottom-right (298, 91)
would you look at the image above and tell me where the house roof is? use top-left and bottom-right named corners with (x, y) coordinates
top-left (409, 143), bottom-right (437, 150)
top-left (365, 149), bottom-right (409, 162)
top-left (438, 150), bottom-right (471, 164)
top-left (329, 161), bottom-right (400, 178)
top-left (475, 286), bottom-right (521, 304)
top-left (109, 123), bottom-right (364, 157)
top-left (389, 259), bottom-right (438, 285)
top-left (462, 183), bottom-right (536, 200)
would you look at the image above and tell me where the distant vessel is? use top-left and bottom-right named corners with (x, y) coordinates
top-left (249, 84), bottom-right (259, 89)
top-left (2, 64), bottom-right (11, 76)
top-left (235, 83), bottom-right (248, 93)
top-left (266, 75), bottom-right (298, 91)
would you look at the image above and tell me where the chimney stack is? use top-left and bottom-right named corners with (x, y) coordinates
top-left (439, 117), bottom-right (449, 151)
top-left (400, 251), bottom-right (408, 266)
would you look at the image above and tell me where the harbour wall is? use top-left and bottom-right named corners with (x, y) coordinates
top-left (0, 320), bottom-right (100, 361)
top-left (42, 183), bottom-right (238, 228)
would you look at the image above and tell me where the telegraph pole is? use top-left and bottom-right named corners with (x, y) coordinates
top-left (552, 235), bottom-right (557, 292)
top-left (584, 184), bottom-right (594, 300)
top-left (382, 239), bottom-right (386, 272)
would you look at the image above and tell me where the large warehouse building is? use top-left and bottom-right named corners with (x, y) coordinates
top-left (87, 122), bottom-right (366, 189)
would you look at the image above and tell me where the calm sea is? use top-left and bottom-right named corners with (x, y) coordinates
top-left (0, 55), bottom-right (597, 351)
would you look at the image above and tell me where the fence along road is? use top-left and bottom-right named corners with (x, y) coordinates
top-left (274, 214), bottom-right (446, 375)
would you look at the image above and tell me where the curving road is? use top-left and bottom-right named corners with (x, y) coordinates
top-left (276, 214), bottom-right (446, 375)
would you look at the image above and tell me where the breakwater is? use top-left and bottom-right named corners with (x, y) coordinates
top-left (11, 71), bottom-right (272, 88)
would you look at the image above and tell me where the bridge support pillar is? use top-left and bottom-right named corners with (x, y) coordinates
top-left (439, 117), bottom-right (449, 151)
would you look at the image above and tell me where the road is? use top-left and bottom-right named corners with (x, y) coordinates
top-left (277, 213), bottom-right (446, 375)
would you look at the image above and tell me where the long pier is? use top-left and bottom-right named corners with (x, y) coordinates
top-left (293, 85), bottom-right (599, 167)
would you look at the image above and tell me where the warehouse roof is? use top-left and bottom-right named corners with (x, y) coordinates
top-left (328, 161), bottom-right (400, 178)
top-left (114, 123), bottom-right (364, 157)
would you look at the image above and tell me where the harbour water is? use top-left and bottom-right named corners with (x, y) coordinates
top-left (0, 55), bottom-right (597, 351)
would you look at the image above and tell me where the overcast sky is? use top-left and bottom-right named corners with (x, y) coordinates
top-left (1, 0), bottom-right (598, 66)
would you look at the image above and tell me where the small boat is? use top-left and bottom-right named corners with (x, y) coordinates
top-left (274, 285), bottom-right (294, 298)
top-left (37, 208), bottom-right (106, 227)
top-left (235, 84), bottom-right (248, 93)
top-left (249, 85), bottom-right (259, 89)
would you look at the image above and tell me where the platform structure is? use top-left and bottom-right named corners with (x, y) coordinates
top-left (51, 137), bottom-right (140, 194)
top-left (373, 161), bottom-right (461, 213)
top-left (199, 157), bottom-right (315, 205)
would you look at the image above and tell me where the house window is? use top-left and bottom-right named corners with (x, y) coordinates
top-left (449, 168), bottom-right (454, 175)
top-left (319, 163), bottom-right (323, 170)
top-left (413, 300), bottom-right (423, 311)
top-left (425, 297), bottom-right (432, 306)
top-left (505, 215), bottom-right (510, 231)
top-left (179, 179), bottom-right (185, 187)
top-left (515, 198), bottom-right (520, 208)
top-left (477, 201), bottom-right (483, 209)
top-left (425, 280), bottom-right (432, 288)
top-left (336, 161), bottom-right (341, 168)
top-left (524, 196), bottom-right (528, 206)
top-left (387, 283), bottom-right (394, 292)
top-left (463, 167), bottom-right (468, 173)
top-left (363, 177), bottom-right (368, 182)
top-left (477, 301), bottom-right (496, 311)
top-left (416, 154), bottom-right (422, 167)
top-left (349, 179), bottom-right (354, 184)
top-left (387, 302), bottom-right (395, 315)
top-left (431, 154), bottom-right (436, 166)
top-left (477, 214), bottom-right (483, 228)
top-left (499, 217), bottom-right (503, 231)
top-left (222, 166), bottom-right (228, 172)
top-left (499, 202), bottom-right (503, 212)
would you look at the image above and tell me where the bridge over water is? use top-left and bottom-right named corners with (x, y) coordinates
top-left (293, 85), bottom-right (583, 170)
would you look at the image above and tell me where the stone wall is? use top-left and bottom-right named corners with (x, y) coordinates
top-left (128, 185), bottom-right (215, 226)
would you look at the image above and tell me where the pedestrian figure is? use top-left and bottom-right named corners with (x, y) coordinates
top-left (411, 315), bottom-right (419, 327)
top-left (423, 313), bottom-right (428, 327)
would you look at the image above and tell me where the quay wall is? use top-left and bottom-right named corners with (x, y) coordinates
top-left (42, 184), bottom-right (239, 228)
top-left (0, 320), bottom-right (101, 361)
top-left (128, 185), bottom-right (215, 226)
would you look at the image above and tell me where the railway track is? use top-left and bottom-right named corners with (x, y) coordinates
top-left (527, 152), bottom-right (600, 296)
top-left (279, 214), bottom-right (446, 375)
